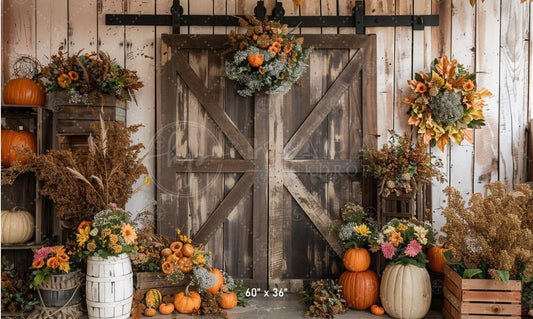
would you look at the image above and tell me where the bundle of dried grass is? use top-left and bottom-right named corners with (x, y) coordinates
top-left (2, 118), bottom-right (148, 228)
top-left (440, 181), bottom-right (533, 280)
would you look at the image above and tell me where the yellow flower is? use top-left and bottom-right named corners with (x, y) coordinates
top-left (396, 223), bottom-right (408, 232)
top-left (112, 245), bottom-right (123, 254)
top-left (144, 176), bottom-right (151, 184)
top-left (194, 254), bottom-right (206, 265)
top-left (390, 231), bottom-right (404, 247)
top-left (121, 223), bottom-right (137, 245)
top-left (176, 228), bottom-right (181, 235)
top-left (100, 228), bottom-right (112, 237)
top-left (179, 235), bottom-right (188, 242)
top-left (76, 226), bottom-right (90, 246)
top-left (87, 241), bottom-right (97, 252)
top-left (109, 234), bottom-right (118, 245)
top-left (355, 224), bottom-right (371, 236)
top-left (59, 262), bottom-right (70, 273)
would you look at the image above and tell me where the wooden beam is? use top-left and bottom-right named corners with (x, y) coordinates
top-left (283, 172), bottom-right (344, 257)
top-left (171, 49), bottom-right (254, 160)
top-left (192, 172), bottom-right (253, 244)
top-left (284, 50), bottom-right (363, 160)
top-left (284, 160), bottom-right (361, 174)
top-left (175, 159), bottom-right (254, 173)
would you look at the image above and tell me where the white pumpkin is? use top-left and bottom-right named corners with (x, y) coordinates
top-left (1, 208), bottom-right (34, 244)
top-left (380, 264), bottom-right (432, 319)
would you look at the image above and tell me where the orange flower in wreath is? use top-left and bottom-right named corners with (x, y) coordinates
top-left (283, 43), bottom-right (293, 54)
top-left (415, 82), bottom-right (427, 94)
top-left (57, 74), bottom-right (71, 88)
top-left (68, 71), bottom-right (79, 81)
top-left (268, 42), bottom-right (282, 54)
top-left (462, 79), bottom-right (474, 91)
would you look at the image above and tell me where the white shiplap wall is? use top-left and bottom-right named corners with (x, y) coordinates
top-left (2, 0), bottom-right (531, 234)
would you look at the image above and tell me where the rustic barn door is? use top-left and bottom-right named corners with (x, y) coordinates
top-left (157, 34), bottom-right (376, 289)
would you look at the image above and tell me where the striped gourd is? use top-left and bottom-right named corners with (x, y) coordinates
top-left (145, 289), bottom-right (162, 309)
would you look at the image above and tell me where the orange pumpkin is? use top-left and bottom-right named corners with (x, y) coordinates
top-left (174, 286), bottom-right (201, 314)
top-left (181, 243), bottom-right (195, 257)
top-left (161, 261), bottom-right (176, 274)
top-left (1, 129), bottom-right (37, 167)
top-left (161, 247), bottom-right (173, 259)
top-left (427, 244), bottom-right (453, 273)
top-left (178, 257), bottom-right (193, 274)
top-left (371, 304), bottom-right (385, 315)
top-left (170, 241), bottom-right (183, 253)
top-left (343, 248), bottom-right (371, 272)
top-left (144, 307), bottom-right (157, 317)
top-left (165, 254), bottom-right (180, 264)
top-left (247, 53), bottom-right (264, 68)
top-left (3, 78), bottom-right (45, 106)
top-left (206, 268), bottom-right (224, 293)
top-left (219, 291), bottom-right (238, 309)
top-left (339, 270), bottom-right (379, 310)
top-left (158, 302), bottom-right (175, 315)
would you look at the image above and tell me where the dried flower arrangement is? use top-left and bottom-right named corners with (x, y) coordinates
top-left (373, 218), bottom-right (436, 268)
top-left (362, 130), bottom-right (445, 197)
top-left (330, 202), bottom-right (377, 250)
top-left (299, 279), bottom-right (346, 318)
top-left (1, 257), bottom-right (38, 313)
top-left (36, 46), bottom-right (143, 104)
top-left (440, 181), bottom-right (533, 282)
top-left (1, 119), bottom-right (149, 228)
top-left (74, 206), bottom-right (138, 259)
top-left (224, 16), bottom-right (312, 97)
top-left (402, 55), bottom-right (491, 151)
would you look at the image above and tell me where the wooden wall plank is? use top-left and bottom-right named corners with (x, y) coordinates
top-left (499, 1), bottom-right (530, 185)
top-left (98, 0), bottom-right (125, 65)
top-left (36, 0), bottom-right (68, 64)
top-left (2, 0), bottom-right (36, 84)
top-left (338, 0), bottom-right (355, 34)
top-left (301, 0), bottom-right (320, 34)
top-left (124, 0), bottom-right (156, 220)
top-left (449, 0), bottom-right (476, 198)
top-left (430, 0), bottom-right (452, 235)
top-left (68, 0), bottom-right (98, 53)
top-left (321, 0), bottom-right (337, 34)
top-left (366, 0), bottom-right (395, 144)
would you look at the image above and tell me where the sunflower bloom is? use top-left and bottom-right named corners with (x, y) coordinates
top-left (390, 230), bottom-right (404, 247)
top-left (355, 224), bottom-right (371, 236)
top-left (57, 73), bottom-right (71, 88)
top-left (32, 259), bottom-right (44, 269)
top-left (121, 223), bottom-right (137, 245)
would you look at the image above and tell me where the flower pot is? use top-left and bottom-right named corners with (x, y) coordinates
top-left (38, 269), bottom-right (83, 307)
top-left (380, 264), bottom-right (432, 319)
top-left (86, 253), bottom-right (133, 319)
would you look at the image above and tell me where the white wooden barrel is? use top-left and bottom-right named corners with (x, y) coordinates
top-left (86, 253), bottom-right (133, 319)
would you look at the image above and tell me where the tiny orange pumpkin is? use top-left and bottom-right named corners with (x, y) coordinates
top-left (161, 247), bottom-right (173, 259)
top-left (181, 243), bottom-right (195, 257)
top-left (158, 302), bottom-right (175, 315)
top-left (206, 268), bottom-right (224, 293)
top-left (174, 286), bottom-right (201, 314)
top-left (247, 53), bottom-right (264, 68)
top-left (144, 307), bottom-right (157, 317)
top-left (370, 304), bottom-right (385, 315)
top-left (170, 241), bottom-right (183, 253)
top-left (178, 257), bottom-right (193, 274)
top-left (219, 291), bottom-right (238, 309)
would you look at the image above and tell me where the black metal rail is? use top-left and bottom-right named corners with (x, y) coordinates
top-left (105, 0), bottom-right (439, 34)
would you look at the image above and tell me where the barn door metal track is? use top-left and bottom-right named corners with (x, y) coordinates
top-left (105, 0), bottom-right (438, 34)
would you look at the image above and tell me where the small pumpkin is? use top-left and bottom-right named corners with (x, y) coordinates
top-left (162, 261), bottom-right (176, 274)
top-left (339, 269), bottom-right (379, 310)
top-left (219, 291), bottom-right (238, 309)
top-left (181, 243), bottom-right (195, 257)
top-left (161, 247), bottom-right (173, 259)
top-left (247, 53), bottom-right (264, 68)
top-left (427, 244), bottom-right (453, 273)
top-left (3, 78), bottom-right (45, 106)
top-left (165, 254), bottom-right (180, 264)
top-left (371, 304), bottom-right (385, 315)
top-left (158, 302), bottom-right (175, 315)
top-left (174, 286), bottom-right (201, 314)
top-left (343, 248), bottom-right (371, 272)
top-left (144, 307), bottom-right (157, 317)
top-left (206, 268), bottom-right (224, 293)
top-left (1, 208), bottom-right (35, 244)
top-left (170, 241), bottom-right (183, 253)
top-left (178, 257), bottom-right (193, 274)
top-left (145, 289), bottom-right (163, 309)
top-left (1, 129), bottom-right (37, 167)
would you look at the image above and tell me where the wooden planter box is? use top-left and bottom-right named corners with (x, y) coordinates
top-left (133, 271), bottom-right (188, 295)
top-left (443, 265), bottom-right (522, 318)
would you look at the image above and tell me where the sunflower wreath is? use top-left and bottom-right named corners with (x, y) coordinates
top-left (402, 55), bottom-right (492, 152)
top-left (224, 16), bottom-right (312, 97)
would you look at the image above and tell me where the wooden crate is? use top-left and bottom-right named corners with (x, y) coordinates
top-left (377, 181), bottom-right (431, 227)
top-left (46, 92), bottom-right (126, 134)
top-left (134, 272), bottom-right (188, 295)
top-left (443, 265), bottom-right (522, 319)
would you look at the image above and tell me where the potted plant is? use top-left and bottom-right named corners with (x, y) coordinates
top-left (373, 218), bottom-right (437, 319)
top-left (30, 245), bottom-right (82, 308)
top-left (74, 206), bottom-right (138, 319)
top-left (440, 181), bottom-right (533, 318)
